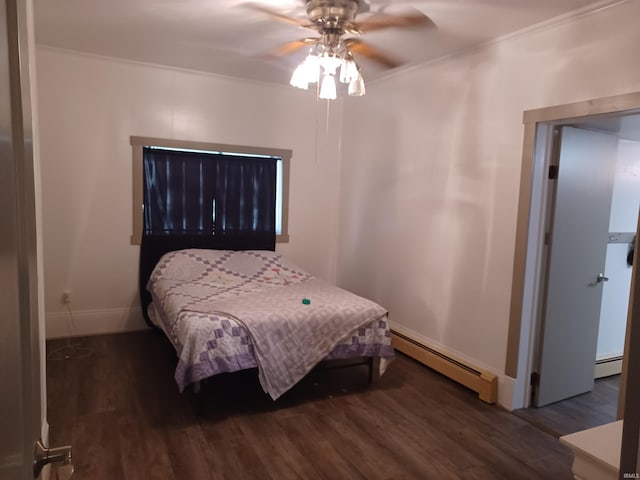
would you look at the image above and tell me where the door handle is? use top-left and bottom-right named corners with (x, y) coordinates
top-left (33, 439), bottom-right (72, 478)
top-left (596, 273), bottom-right (609, 283)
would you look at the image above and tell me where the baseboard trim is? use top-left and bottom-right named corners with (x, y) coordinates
top-left (594, 355), bottom-right (623, 379)
top-left (391, 330), bottom-right (498, 404)
top-left (46, 307), bottom-right (148, 339)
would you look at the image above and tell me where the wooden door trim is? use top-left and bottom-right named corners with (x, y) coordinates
top-left (506, 91), bottom-right (640, 378)
top-left (619, 212), bottom-right (639, 474)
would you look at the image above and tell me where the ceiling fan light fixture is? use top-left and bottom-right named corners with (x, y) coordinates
top-left (254, 0), bottom-right (437, 100)
top-left (339, 56), bottom-right (359, 84)
top-left (303, 53), bottom-right (321, 82)
top-left (291, 48), bottom-right (366, 99)
top-left (318, 52), bottom-right (342, 76)
top-left (348, 70), bottom-right (365, 96)
top-left (289, 52), bottom-right (320, 89)
top-left (290, 64), bottom-right (310, 90)
top-left (319, 74), bottom-right (337, 100)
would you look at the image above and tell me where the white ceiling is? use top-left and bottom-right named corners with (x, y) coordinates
top-left (34, 0), bottom-right (613, 85)
top-left (573, 112), bottom-right (640, 142)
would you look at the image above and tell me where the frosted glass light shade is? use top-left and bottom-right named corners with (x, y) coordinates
top-left (290, 63), bottom-right (310, 89)
top-left (319, 53), bottom-right (342, 76)
top-left (348, 71), bottom-right (365, 96)
top-left (319, 74), bottom-right (337, 100)
top-left (290, 54), bottom-right (321, 89)
top-left (339, 58), bottom-right (359, 84)
top-left (304, 54), bottom-right (320, 83)
top-left (290, 48), bottom-right (366, 99)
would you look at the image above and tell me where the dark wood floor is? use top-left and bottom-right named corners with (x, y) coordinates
top-left (513, 374), bottom-right (620, 438)
top-left (47, 331), bottom-right (574, 480)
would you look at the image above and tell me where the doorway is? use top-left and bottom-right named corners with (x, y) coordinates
top-left (506, 92), bottom-right (640, 425)
top-left (512, 120), bottom-right (640, 436)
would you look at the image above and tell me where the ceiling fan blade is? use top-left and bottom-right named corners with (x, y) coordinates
top-left (267, 38), bottom-right (318, 57)
top-left (344, 39), bottom-right (400, 69)
top-left (352, 10), bottom-right (436, 33)
top-left (243, 2), bottom-right (310, 28)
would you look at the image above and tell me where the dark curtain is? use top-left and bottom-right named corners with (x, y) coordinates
top-left (143, 147), bottom-right (277, 237)
top-left (214, 156), bottom-right (277, 235)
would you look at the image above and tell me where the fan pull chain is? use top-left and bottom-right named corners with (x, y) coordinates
top-left (314, 82), bottom-right (320, 164)
top-left (326, 97), bottom-right (331, 135)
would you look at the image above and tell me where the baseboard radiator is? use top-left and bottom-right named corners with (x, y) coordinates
top-left (391, 330), bottom-right (498, 404)
top-left (594, 355), bottom-right (623, 379)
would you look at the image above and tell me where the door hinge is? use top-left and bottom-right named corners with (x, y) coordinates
top-left (530, 371), bottom-right (540, 387)
top-left (548, 165), bottom-right (559, 180)
top-left (529, 371), bottom-right (540, 405)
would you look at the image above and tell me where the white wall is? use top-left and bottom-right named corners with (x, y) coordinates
top-left (597, 139), bottom-right (640, 359)
top-left (609, 140), bottom-right (640, 233)
top-left (336, 0), bottom-right (640, 405)
top-left (37, 48), bottom-right (343, 338)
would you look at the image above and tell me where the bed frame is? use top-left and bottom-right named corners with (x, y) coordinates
top-left (139, 232), bottom-right (380, 414)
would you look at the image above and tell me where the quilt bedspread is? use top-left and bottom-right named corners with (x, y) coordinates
top-left (147, 249), bottom-right (393, 399)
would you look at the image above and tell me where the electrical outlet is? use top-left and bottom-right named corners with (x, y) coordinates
top-left (62, 290), bottom-right (72, 304)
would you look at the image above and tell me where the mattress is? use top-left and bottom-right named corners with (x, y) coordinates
top-left (147, 249), bottom-right (394, 398)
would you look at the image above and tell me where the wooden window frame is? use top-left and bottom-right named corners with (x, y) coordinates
top-left (130, 136), bottom-right (291, 245)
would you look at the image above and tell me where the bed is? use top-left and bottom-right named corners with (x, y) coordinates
top-left (140, 234), bottom-right (394, 401)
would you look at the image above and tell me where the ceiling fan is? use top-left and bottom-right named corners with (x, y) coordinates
top-left (246, 0), bottom-right (436, 99)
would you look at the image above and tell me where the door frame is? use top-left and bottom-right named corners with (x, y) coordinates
top-left (506, 91), bottom-right (640, 411)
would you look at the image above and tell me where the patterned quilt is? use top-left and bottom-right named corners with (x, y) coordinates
top-left (147, 249), bottom-right (394, 399)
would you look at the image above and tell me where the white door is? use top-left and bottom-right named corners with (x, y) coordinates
top-left (535, 126), bottom-right (618, 407)
top-left (0, 1), bottom-right (70, 478)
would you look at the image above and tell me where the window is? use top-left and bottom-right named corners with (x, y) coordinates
top-left (130, 137), bottom-right (290, 245)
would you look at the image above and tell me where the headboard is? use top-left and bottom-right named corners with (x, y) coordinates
top-left (139, 233), bottom-right (276, 327)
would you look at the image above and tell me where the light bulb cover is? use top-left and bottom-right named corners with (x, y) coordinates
top-left (290, 49), bottom-right (366, 99)
top-left (339, 57), bottom-right (359, 84)
top-left (290, 63), bottom-right (310, 90)
top-left (290, 53), bottom-right (321, 89)
top-left (319, 74), bottom-right (337, 100)
top-left (348, 71), bottom-right (366, 96)
top-left (303, 54), bottom-right (320, 84)
top-left (319, 53), bottom-right (342, 76)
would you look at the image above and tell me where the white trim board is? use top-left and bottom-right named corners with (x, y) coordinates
top-left (35, 44), bottom-right (294, 92)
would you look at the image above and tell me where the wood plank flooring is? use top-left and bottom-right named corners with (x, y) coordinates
top-left (46, 331), bottom-right (574, 480)
top-left (513, 375), bottom-right (620, 438)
